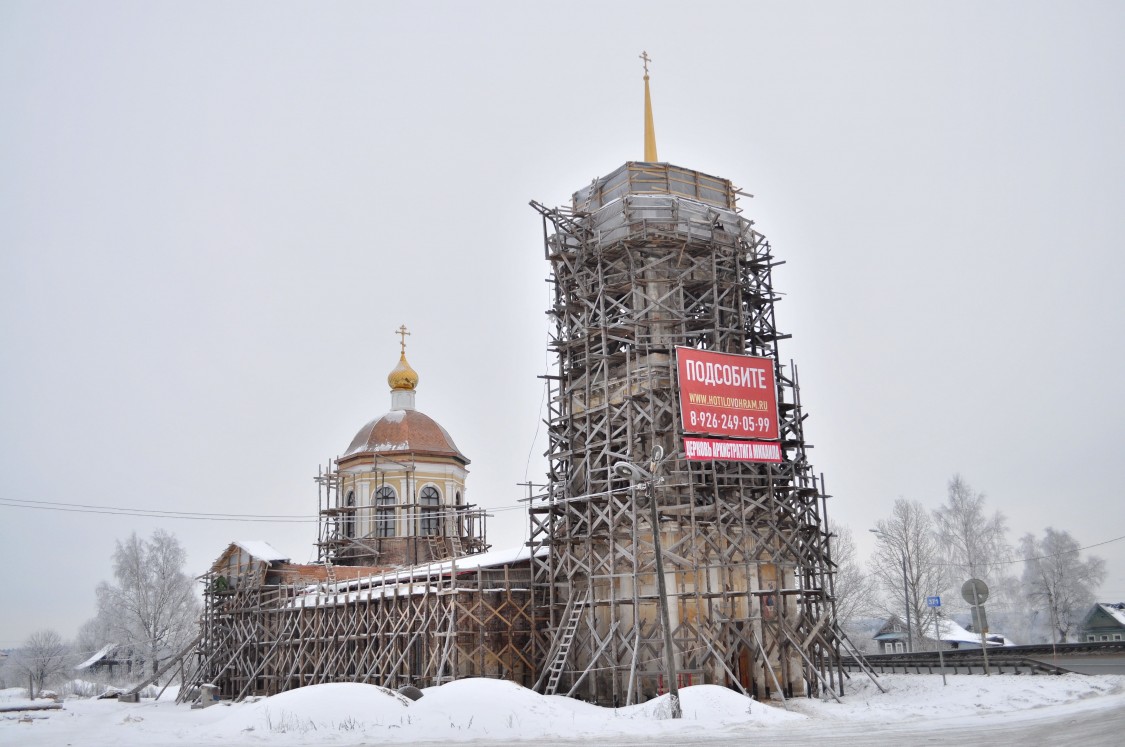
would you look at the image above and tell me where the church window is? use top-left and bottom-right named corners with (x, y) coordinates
top-left (420, 486), bottom-right (442, 536)
top-left (375, 486), bottom-right (397, 538)
top-left (344, 491), bottom-right (356, 539)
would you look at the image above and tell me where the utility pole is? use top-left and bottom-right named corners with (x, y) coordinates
top-left (615, 449), bottom-right (681, 719)
top-left (872, 529), bottom-right (912, 652)
top-left (648, 475), bottom-right (681, 718)
top-left (901, 553), bottom-right (913, 652)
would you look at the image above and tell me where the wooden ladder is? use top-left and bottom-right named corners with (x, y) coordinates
top-left (426, 534), bottom-right (449, 561)
top-left (541, 590), bottom-right (589, 695)
top-left (448, 534), bottom-right (465, 558)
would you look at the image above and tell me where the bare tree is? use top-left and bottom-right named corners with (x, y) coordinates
top-left (1020, 528), bottom-right (1105, 643)
top-left (870, 498), bottom-right (951, 650)
top-left (95, 529), bottom-right (200, 679)
top-left (932, 475), bottom-right (1011, 582)
top-left (829, 521), bottom-right (878, 628)
top-left (14, 629), bottom-right (70, 698)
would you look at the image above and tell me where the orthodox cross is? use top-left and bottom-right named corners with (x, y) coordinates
top-left (640, 50), bottom-right (651, 77)
top-left (395, 324), bottom-right (410, 355)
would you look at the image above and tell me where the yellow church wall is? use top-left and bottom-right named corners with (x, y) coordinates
top-left (337, 456), bottom-right (467, 541)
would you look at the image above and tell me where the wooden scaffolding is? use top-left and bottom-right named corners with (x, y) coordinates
top-left (527, 161), bottom-right (847, 704)
top-left (315, 460), bottom-right (489, 567)
top-left (185, 553), bottom-right (536, 701)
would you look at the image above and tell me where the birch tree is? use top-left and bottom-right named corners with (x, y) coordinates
top-left (932, 475), bottom-right (1011, 582)
top-left (95, 530), bottom-right (200, 679)
top-left (1020, 528), bottom-right (1105, 643)
top-left (870, 498), bottom-right (951, 650)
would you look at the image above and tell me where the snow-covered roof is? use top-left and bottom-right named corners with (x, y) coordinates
top-left (428, 543), bottom-right (546, 576)
top-left (874, 616), bottom-right (1010, 646)
top-left (75, 643), bottom-right (117, 670)
top-left (234, 540), bottom-right (289, 563)
top-left (1096, 602), bottom-right (1125, 626)
top-left (317, 544), bottom-right (547, 596)
top-left (936, 618), bottom-right (1010, 646)
top-left (874, 616), bottom-right (907, 639)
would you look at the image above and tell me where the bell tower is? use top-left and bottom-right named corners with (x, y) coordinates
top-left (528, 55), bottom-right (843, 704)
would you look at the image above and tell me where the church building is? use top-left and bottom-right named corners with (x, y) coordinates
top-left (186, 57), bottom-right (851, 705)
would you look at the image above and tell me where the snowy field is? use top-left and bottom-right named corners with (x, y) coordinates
top-left (2, 673), bottom-right (1123, 747)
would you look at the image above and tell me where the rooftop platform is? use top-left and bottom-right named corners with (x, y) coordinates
top-left (572, 161), bottom-right (740, 212)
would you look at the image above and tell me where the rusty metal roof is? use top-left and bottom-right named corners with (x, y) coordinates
top-left (342, 409), bottom-right (468, 464)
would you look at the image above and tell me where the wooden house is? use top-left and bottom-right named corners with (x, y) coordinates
top-left (1079, 602), bottom-right (1125, 642)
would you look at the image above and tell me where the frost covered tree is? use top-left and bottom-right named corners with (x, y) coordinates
top-left (14, 629), bottom-right (70, 698)
top-left (932, 475), bottom-right (1011, 583)
top-left (870, 499), bottom-right (951, 650)
top-left (1020, 528), bottom-right (1105, 643)
top-left (986, 573), bottom-right (1045, 644)
top-left (74, 615), bottom-right (113, 661)
top-left (95, 529), bottom-right (200, 679)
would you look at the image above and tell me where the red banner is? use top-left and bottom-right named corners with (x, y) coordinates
top-left (676, 347), bottom-right (779, 440)
top-left (683, 437), bottom-right (783, 463)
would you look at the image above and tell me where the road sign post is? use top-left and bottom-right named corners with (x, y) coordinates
top-left (927, 595), bottom-right (947, 685)
top-left (962, 579), bottom-right (992, 676)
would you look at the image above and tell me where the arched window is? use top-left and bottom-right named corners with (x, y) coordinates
top-left (420, 486), bottom-right (442, 536)
top-left (375, 486), bottom-right (397, 538)
top-left (344, 491), bottom-right (356, 539)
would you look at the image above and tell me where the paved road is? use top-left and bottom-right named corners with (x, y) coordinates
top-left (1034, 654), bottom-right (1125, 675)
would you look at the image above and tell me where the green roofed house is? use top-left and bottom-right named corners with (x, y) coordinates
top-left (873, 616), bottom-right (911, 653)
top-left (1079, 603), bottom-right (1125, 643)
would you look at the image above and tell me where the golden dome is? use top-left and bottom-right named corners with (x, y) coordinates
top-left (387, 353), bottom-right (419, 391)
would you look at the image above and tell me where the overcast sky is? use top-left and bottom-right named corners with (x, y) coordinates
top-left (2, 1), bottom-right (1123, 650)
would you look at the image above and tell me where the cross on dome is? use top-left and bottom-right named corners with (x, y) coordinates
top-left (396, 324), bottom-right (411, 355)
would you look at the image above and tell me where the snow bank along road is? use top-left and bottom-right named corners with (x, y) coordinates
top-left (2, 673), bottom-right (1123, 747)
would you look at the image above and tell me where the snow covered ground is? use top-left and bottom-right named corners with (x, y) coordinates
top-left (1, 673), bottom-right (1122, 747)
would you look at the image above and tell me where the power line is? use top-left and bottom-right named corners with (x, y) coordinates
top-left (883, 534), bottom-right (1125, 570)
top-left (997, 534), bottom-right (1125, 566)
top-left (0, 499), bottom-right (316, 523)
top-left (0, 495), bottom-right (531, 523)
top-left (1, 497), bottom-right (312, 518)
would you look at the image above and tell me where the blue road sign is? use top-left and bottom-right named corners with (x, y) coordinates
top-left (926, 596), bottom-right (941, 607)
